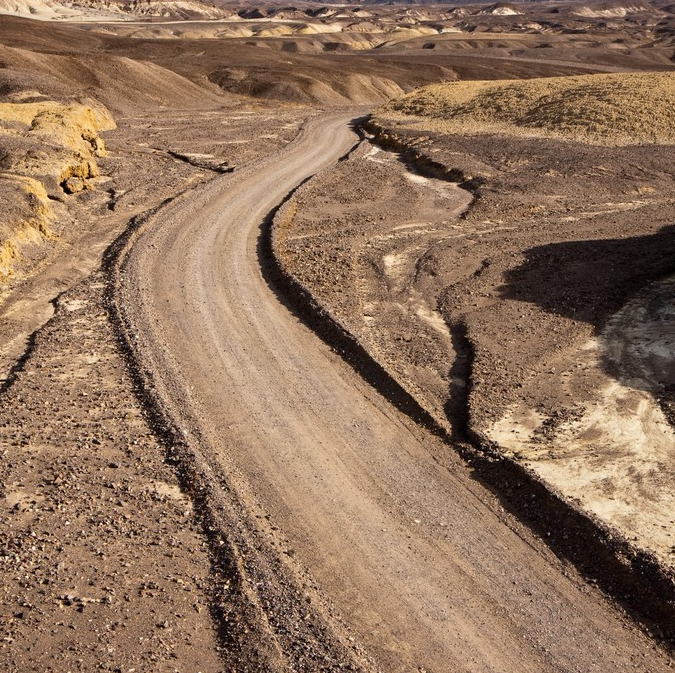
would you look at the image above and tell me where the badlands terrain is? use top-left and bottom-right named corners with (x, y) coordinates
top-left (1, 1), bottom-right (675, 671)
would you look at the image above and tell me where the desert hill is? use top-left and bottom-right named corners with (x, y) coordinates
top-left (479, 2), bottom-right (523, 15)
top-left (0, 40), bottom-right (229, 114)
top-left (379, 71), bottom-right (675, 144)
top-left (0, 15), bottom-right (459, 106)
top-left (572, 0), bottom-right (660, 17)
top-left (3, 0), bottom-right (672, 49)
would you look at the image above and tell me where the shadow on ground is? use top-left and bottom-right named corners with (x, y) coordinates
top-left (500, 223), bottom-right (675, 329)
top-left (499, 223), bottom-right (675, 386)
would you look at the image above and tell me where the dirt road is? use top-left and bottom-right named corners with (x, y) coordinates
top-left (115, 114), bottom-right (672, 672)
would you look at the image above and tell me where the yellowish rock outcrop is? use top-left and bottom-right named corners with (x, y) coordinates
top-left (0, 174), bottom-right (54, 283)
top-left (0, 100), bottom-right (116, 285)
top-left (0, 100), bottom-right (116, 191)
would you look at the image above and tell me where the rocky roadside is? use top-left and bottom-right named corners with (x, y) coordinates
top-left (0, 273), bottom-right (225, 672)
top-left (0, 105), bottom-right (312, 672)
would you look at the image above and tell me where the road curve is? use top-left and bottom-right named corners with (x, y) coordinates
top-left (116, 113), bottom-right (671, 673)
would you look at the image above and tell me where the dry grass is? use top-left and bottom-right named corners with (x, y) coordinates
top-left (379, 72), bottom-right (675, 145)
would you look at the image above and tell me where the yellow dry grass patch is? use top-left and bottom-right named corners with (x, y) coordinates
top-left (379, 72), bottom-right (675, 145)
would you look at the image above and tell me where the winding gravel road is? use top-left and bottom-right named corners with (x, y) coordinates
top-left (116, 113), bottom-right (671, 672)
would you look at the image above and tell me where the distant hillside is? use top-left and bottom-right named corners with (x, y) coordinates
top-left (0, 0), bottom-right (232, 21)
top-left (378, 72), bottom-right (675, 145)
top-left (478, 2), bottom-right (523, 16)
top-left (571, 0), bottom-right (658, 18)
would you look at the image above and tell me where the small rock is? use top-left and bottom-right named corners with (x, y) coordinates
top-left (63, 176), bottom-right (86, 194)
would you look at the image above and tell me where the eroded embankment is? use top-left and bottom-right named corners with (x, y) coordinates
top-left (264, 169), bottom-right (455, 443)
top-left (268, 117), bottom-right (675, 649)
top-left (0, 100), bottom-right (116, 287)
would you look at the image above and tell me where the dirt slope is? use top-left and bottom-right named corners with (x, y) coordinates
top-left (114, 112), bottom-right (673, 672)
top-left (382, 71), bottom-right (675, 144)
top-left (0, 41), bottom-right (229, 115)
top-left (0, 17), bottom-right (454, 107)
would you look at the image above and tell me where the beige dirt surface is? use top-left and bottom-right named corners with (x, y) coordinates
top-left (113, 112), bottom-right (673, 673)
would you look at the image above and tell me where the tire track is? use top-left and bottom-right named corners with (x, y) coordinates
top-left (115, 113), bottom-right (672, 672)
